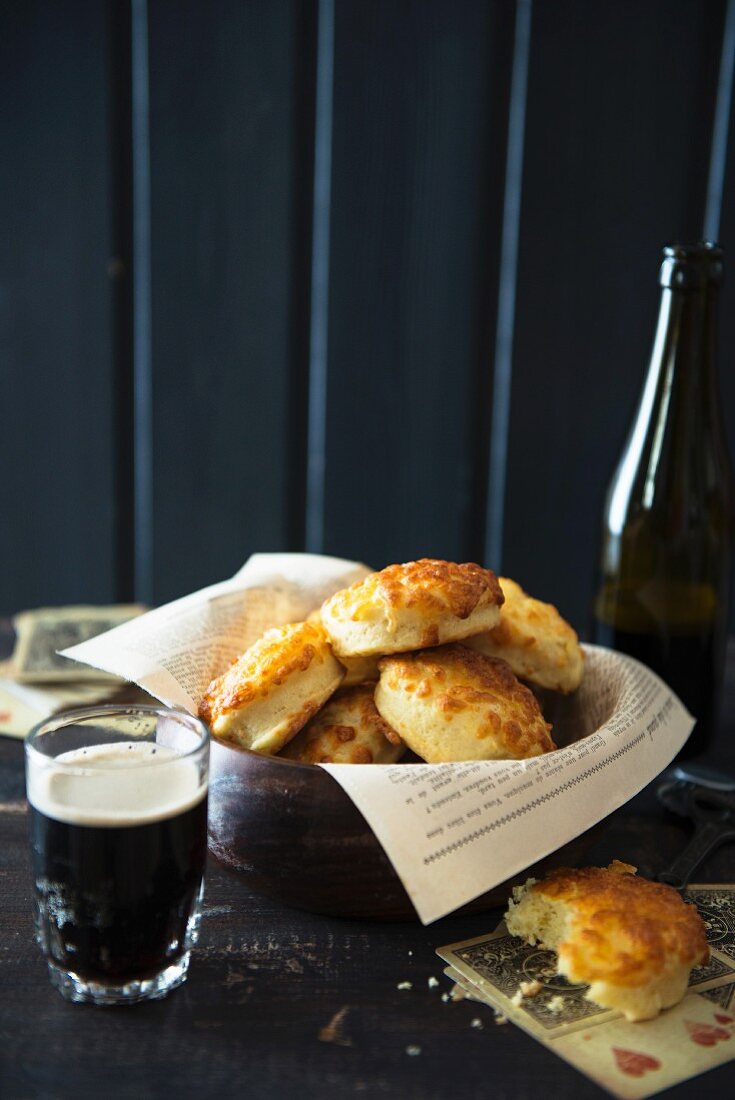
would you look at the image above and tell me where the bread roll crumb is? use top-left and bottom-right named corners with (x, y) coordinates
top-left (505, 864), bottom-right (708, 1021)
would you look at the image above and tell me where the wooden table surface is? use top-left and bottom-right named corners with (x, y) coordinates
top-left (2, 646), bottom-right (735, 1099)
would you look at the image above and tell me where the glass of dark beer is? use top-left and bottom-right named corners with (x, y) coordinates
top-left (25, 704), bottom-right (209, 1005)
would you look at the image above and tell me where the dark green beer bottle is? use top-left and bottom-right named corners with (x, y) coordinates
top-left (593, 242), bottom-right (734, 757)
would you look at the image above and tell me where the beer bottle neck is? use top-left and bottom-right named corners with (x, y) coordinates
top-left (642, 283), bottom-right (718, 423)
top-left (607, 278), bottom-right (720, 535)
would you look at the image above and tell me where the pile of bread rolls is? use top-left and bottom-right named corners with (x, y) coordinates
top-left (198, 559), bottom-right (583, 765)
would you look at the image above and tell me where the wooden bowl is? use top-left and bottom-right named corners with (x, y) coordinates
top-left (207, 686), bottom-right (609, 921)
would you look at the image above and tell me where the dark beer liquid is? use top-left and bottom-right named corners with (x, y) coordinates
top-left (28, 741), bottom-right (208, 985)
top-left (30, 797), bottom-right (207, 982)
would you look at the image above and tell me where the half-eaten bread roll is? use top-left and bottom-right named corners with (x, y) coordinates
top-left (505, 862), bottom-right (709, 1021)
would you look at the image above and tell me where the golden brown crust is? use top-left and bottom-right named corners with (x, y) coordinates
top-left (465, 576), bottom-right (583, 693)
top-left (199, 621), bottom-right (332, 724)
top-left (320, 560), bottom-right (504, 657)
top-left (523, 866), bottom-right (709, 989)
top-left (375, 644), bottom-right (555, 762)
top-left (197, 621), bottom-right (344, 754)
top-left (280, 684), bottom-right (405, 764)
top-left (327, 559), bottom-right (503, 620)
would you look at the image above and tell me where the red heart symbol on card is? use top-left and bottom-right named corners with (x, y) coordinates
top-left (715, 1013), bottom-right (735, 1026)
top-left (684, 1020), bottom-right (731, 1046)
top-left (612, 1048), bottom-right (661, 1077)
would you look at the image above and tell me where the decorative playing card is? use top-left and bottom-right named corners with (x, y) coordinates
top-left (437, 885), bottom-right (735, 1097)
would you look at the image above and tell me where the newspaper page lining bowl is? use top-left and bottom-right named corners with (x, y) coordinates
top-left (207, 645), bottom-right (693, 922)
top-left (57, 555), bottom-right (693, 924)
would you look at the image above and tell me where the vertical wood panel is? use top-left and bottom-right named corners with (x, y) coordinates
top-left (503, 0), bottom-right (727, 631)
top-left (321, 0), bottom-right (514, 569)
top-left (109, 0), bottom-right (136, 603)
top-left (485, 0), bottom-right (532, 568)
top-left (714, 4), bottom-right (735, 598)
top-left (305, 0), bottom-right (334, 555)
top-left (146, 0), bottom-right (315, 603)
top-left (131, 0), bottom-right (155, 604)
top-left (0, 1), bottom-right (118, 614)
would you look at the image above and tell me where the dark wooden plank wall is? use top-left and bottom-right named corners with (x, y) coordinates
top-left (1, 1), bottom-right (120, 609)
top-left (321, 0), bottom-right (513, 567)
top-left (1, 0), bottom-right (734, 634)
top-left (147, 0), bottom-right (314, 603)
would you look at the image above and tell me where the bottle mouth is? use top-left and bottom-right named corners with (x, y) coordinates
top-left (660, 241), bottom-right (723, 288)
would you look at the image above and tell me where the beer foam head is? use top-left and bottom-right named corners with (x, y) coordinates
top-left (26, 742), bottom-right (207, 827)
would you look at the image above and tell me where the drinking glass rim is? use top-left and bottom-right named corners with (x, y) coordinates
top-left (26, 703), bottom-right (209, 770)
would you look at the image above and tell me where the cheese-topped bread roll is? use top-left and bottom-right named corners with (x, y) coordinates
top-left (375, 644), bottom-right (555, 762)
top-left (336, 653), bottom-right (381, 687)
top-left (198, 621), bottom-right (343, 755)
top-left (505, 862), bottom-right (709, 1021)
top-left (465, 577), bottom-right (583, 693)
top-left (321, 559), bottom-right (504, 658)
top-left (308, 607), bottom-right (381, 684)
top-left (280, 684), bottom-right (405, 765)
